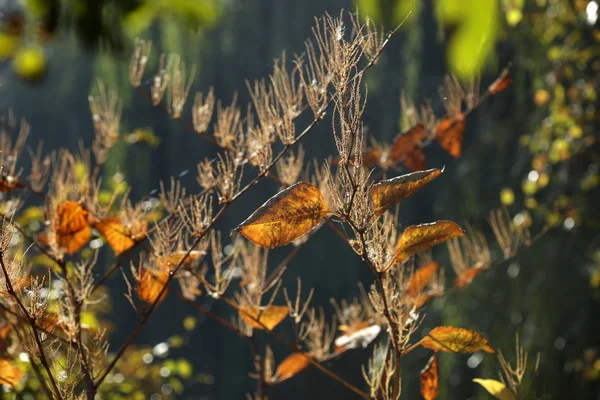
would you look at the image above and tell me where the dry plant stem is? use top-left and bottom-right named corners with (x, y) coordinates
top-left (0, 254), bottom-right (64, 399)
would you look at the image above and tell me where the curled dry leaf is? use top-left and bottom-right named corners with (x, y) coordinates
top-left (239, 305), bottom-right (289, 331)
top-left (420, 353), bottom-right (439, 400)
top-left (235, 182), bottom-right (329, 248)
top-left (371, 168), bottom-right (442, 215)
top-left (436, 116), bottom-right (465, 159)
top-left (420, 326), bottom-right (495, 354)
top-left (137, 268), bottom-right (169, 305)
top-left (274, 352), bottom-right (312, 383)
top-left (473, 378), bottom-right (515, 400)
top-left (407, 262), bottom-right (440, 297)
top-left (334, 322), bottom-right (381, 351)
top-left (394, 221), bottom-right (464, 265)
top-left (455, 266), bottom-right (486, 290)
top-left (54, 200), bottom-right (91, 254)
top-left (0, 358), bottom-right (22, 387)
top-left (92, 217), bottom-right (148, 255)
top-left (390, 124), bottom-right (427, 171)
top-left (157, 250), bottom-right (206, 271)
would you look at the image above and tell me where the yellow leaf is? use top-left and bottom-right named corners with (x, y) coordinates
top-left (157, 250), bottom-right (206, 271)
top-left (0, 358), bottom-right (22, 387)
top-left (473, 378), bottom-right (515, 400)
top-left (394, 221), bottom-right (464, 264)
top-left (137, 268), bottom-right (169, 304)
top-left (93, 217), bottom-right (147, 255)
top-left (420, 326), bottom-right (495, 353)
top-left (54, 200), bottom-right (91, 254)
top-left (407, 262), bottom-right (440, 297)
top-left (274, 352), bottom-right (311, 383)
top-left (239, 305), bottom-right (289, 331)
top-left (235, 182), bottom-right (329, 248)
top-left (371, 168), bottom-right (442, 215)
top-left (420, 353), bottom-right (439, 400)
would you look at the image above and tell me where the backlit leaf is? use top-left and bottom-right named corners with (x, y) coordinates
top-left (334, 322), bottom-right (381, 351)
top-left (0, 358), bottom-right (22, 387)
top-left (420, 353), bottom-right (439, 400)
top-left (235, 182), bottom-right (329, 248)
top-left (390, 124), bottom-right (427, 171)
top-left (93, 217), bottom-right (147, 255)
top-left (394, 221), bottom-right (464, 264)
top-left (371, 168), bottom-right (442, 215)
top-left (239, 305), bottom-right (289, 330)
top-left (407, 262), bottom-right (440, 297)
top-left (157, 250), bottom-right (206, 271)
top-left (473, 378), bottom-right (515, 400)
top-left (436, 117), bottom-right (465, 159)
top-left (54, 200), bottom-right (91, 254)
top-left (420, 326), bottom-right (495, 353)
top-left (137, 268), bottom-right (169, 304)
top-left (274, 352), bottom-right (311, 383)
top-left (455, 267), bottom-right (486, 289)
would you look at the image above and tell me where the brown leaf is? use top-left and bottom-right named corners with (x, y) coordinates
top-left (235, 182), bottom-right (329, 248)
top-left (455, 267), bottom-right (486, 290)
top-left (371, 168), bottom-right (442, 215)
top-left (334, 322), bottom-right (381, 351)
top-left (420, 326), bottom-right (495, 353)
top-left (239, 305), bottom-right (289, 330)
top-left (0, 175), bottom-right (22, 193)
top-left (137, 268), bottom-right (169, 304)
top-left (488, 68), bottom-right (513, 95)
top-left (394, 221), bottom-right (464, 264)
top-left (93, 217), bottom-right (147, 255)
top-left (407, 262), bottom-right (440, 297)
top-left (274, 352), bottom-right (311, 383)
top-left (390, 124), bottom-right (427, 171)
top-left (54, 200), bottom-right (91, 254)
top-left (420, 353), bottom-right (439, 400)
top-left (157, 250), bottom-right (206, 271)
top-left (0, 358), bottom-right (22, 387)
top-left (436, 117), bottom-right (465, 159)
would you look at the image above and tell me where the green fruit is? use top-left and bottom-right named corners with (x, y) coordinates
top-left (13, 47), bottom-right (46, 81)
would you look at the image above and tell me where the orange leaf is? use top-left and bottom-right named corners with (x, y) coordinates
top-left (0, 175), bottom-right (22, 192)
top-left (274, 352), bottom-right (311, 383)
top-left (235, 182), bottom-right (329, 248)
top-left (371, 168), bottom-right (442, 215)
top-left (93, 217), bottom-right (147, 255)
top-left (394, 221), bottom-right (464, 264)
top-left (390, 124), bottom-right (427, 171)
top-left (436, 117), bottom-right (465, 159)
top-left (420, 326), bottom-right (495, 353)
top-left (54, 200), bottom-right (91, 254)
top-left (0, 358), bottom-right (22, 387)
top-left (488, 68), bottom-right (513, 95)
top-left (334, 323), bottom-right (381, 351)
top-left (420, 353), bottom-right (439, 400)
top-left (455, 267), bottom-right (486, 289)
top-left (414, 293), bottom-right (435, 311)
top-left (407, 262), bottom-right (440, 297)
top-left (239, 305), bottom-right (289, 330)
top-left (137, 268), bottom-right (169, 304)
top-left (157, 250), bottom-right (206, 271)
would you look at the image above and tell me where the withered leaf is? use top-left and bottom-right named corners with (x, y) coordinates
top-left (0, 175), bottom-right (22, 192)
top-left (239, 305), bottom-right (289, 331)
top-left (137, 268), bottom-right (169, 305)
top-left (334, 322), bottom-right (381, 351)
top-left (371, 168), bottom-right (442, 215)
top-left (407, 262), bottom-right (440, 297)
top-left (390, 124), bottom-right (427, 171)
top-left (235, 182), bottom-right (329, 248)
top-left (394, 221), bottom-right (464, 264)
top-left (455, 267), bottom-right (486, 290)
top-left (473, 378), bottom-right (515, 400)
top-left (420, 326), bottom-right (495, 353)
top-left (488, 68), bottom-right (513, 95)
top-left (420, 353), bottom-right (439, 400)
top-left (0, 358), bottom-right (22, 387)
top-left (157, 250), bottom-right (206, 271)
top-left (93, 217), bottom-right (147, 255)
top-left (54, 200), bottom-right (91, 254)
top-left (274, 352), bottom-right (312, 383)
top-left (436, 117), bottom-right (465, 159)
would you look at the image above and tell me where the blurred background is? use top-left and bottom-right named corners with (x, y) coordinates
top-left (1, 0), bottom-right (599, 398)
